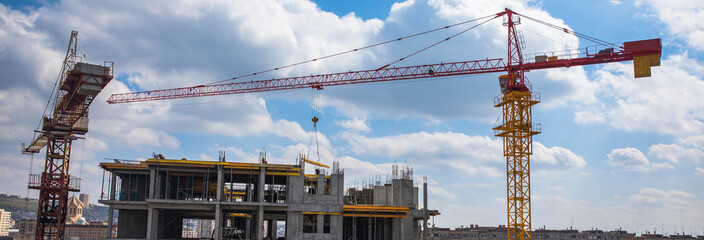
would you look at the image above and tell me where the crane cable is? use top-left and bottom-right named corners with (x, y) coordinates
top-left (307, 88), bottom-right (322, 164)
top-left (376, 14), bottom-right (500, 70)
top-left (204, 13), bottom-right (499, 85)
top-left (515, 13), bottom-right (620, 49)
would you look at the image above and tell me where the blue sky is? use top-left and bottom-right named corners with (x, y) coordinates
top-left (0, 0), bottom-right (703, 234)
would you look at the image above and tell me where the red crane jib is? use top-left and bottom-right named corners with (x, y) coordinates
top-left (107, 39), bottom-right (660, 104)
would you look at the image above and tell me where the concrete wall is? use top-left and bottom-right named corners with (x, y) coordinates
top-left (392, 179), bottom-right (415, 207)
top-left (157, 210), bottom-right (183, 239)
top-left (286, 174), bottom-right (344, 240)
top-left (373, 185), bottom-right (390, 205)
top-left (116, 210), bottom-right (147, 238)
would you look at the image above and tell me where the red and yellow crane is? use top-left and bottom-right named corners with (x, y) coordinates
top-left (107, 9), bottom-right (660, 240)
top-left (22, 31), bottom-right (113, 240)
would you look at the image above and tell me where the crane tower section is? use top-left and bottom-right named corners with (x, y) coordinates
top-left (23, 31), bottom-right (113, 240)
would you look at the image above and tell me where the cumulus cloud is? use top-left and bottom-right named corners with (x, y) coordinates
top-left (533, 142), bottom-right (587, 169)
top-left (575, 54), bottom-right (704, 137)
top-left (343, 131), bottom-right (585, 178)
top-left (336, 118), bottom-right (371, 132)
top-left (429, 186), bottom-right (458, 200)
top-left (647, 143), bottom-right (704, 164)
top-left (695, 167), bottom-right (704, 177)
top-left (343, 131), bottom-right (503, 176)
top-left (607, 147), bottom-right (674, 172)
top-left (625, 187), bottom-right (694, 210)
top-left (636, 0), bottom-right (704, 51)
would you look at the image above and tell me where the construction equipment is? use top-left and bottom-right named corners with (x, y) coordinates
top-left (22, 31), bottom-right (113, 240)
top-left (106, 9), bottom-right (661, 240)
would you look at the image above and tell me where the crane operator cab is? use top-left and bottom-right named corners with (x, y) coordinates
top-left (499, 74), bottom-right (531, 93)
top-left (498, 74), bottom-right (510, 94)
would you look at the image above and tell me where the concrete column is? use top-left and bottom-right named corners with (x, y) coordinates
top-left (214, 166), bottom-right (223, 239)
top-left (215, 204), bottom-right (222, 240)
top-left (352, 217), bottom-right (357, 240)
top-left (423, 178), bottom-right (429, 240)
top-left (254, 166), bottom-right (265, 240)
top-left (317, 214), bottom-right (324, 234)
top-left (110, 173), bottom-right (117, 201)
top-left (317, 174), bottom-right (324, 195)
top-left (246, 216), bottom-right (252, 239)
top-left (106, 207), bottom-right (114, 239)
top-left (367, 218), bottom-right (372, 240)
top-left (268, 219), bottom-right (276, 239)
top-left (384, 219), bottom-right (389, 240)
top-left (148, 169), bottom-right (156, 199)
top-left (256, 206), bottom-right (264, 240)
top-left (258, 167), bottom-right (265, 202)
top-left (217, 166), bottom-right (224, 201)
top-left (146, 208), bottom-right (159, 239)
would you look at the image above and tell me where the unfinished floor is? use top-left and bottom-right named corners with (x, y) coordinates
top-left (99, 154), bottom-right (438, 240)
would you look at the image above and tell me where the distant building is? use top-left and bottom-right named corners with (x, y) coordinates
top-left (79, 193), bottom-right (90, 207)
top-left (428, 225), bottom-right (637, 240)
top-left (0, 209), bottom-right (10, 236)
top-left (12, 218), bottom-right (35, 240)
top-left (65, 222), bottom-right (115, 240)
top-left (13, 218), bottom-right (115, 240)
top-left (66, 195), bottom-right (85, 224)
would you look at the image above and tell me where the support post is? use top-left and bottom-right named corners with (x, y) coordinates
top-left (149, 169), bottom-right (156, 199)
top-left (106, 207), bottom-right (114, 239)
top-left (423, 177), bottom-right (429, 240)
top-left (146, 208), bottom-right (159, 239)
top-left (214, 166), bottom-right (223, 239)
top-left (368, 218), bottom-right (372, 240)
top-left (110, 173), bottom-right (117, 201)
top-left (254, 166), bottom-right (265, 240)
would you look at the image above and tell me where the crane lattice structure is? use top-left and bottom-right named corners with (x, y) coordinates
top-left (107, 9), bottom-right (661, 240)
top-left (22, 31), bottom-right (113, 240)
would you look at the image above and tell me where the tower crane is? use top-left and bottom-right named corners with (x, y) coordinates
top-left (106, 9), bottom-right (661, 240)
top-left (22, 31), bottom-right (113, 240)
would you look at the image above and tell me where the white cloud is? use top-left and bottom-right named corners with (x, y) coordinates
top-left (626, 187), bottom-right (694, 210)
top-left (344, 131), bottom-right (585, 178)
top-left (343, 131), bottom-right (504, 176)
top-left (534, 142), bottom-right (587, 169)
top-left (607, 147), bottom-right (674, 172)
top-left (428, 186), bottom-right (458, 200)
top-left (336, 118), bottom-right (371, 132)
top-left (695, 167), bottom-right (704, 177)
top-left (647, 143), bottom-right (704, 164)
top-left (636, 0), bottom-right (704, 50)
top-left (575, 54), bottom-right (704, 136)
top-left (610, 0), bottom-right (623, 5)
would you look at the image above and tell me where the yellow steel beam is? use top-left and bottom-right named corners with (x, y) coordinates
top-left (227, 213), bottom-right (251, 218)
top-left (343, 205), bottom-right (409, 212)
top-left (301, 157), bottom-right (329, 168)
top-left (302, 212), bottom-right (342, 215)
top-left (343, 213), bottom-right (408, 218)
top-left (304, 174), bottom-right (331, 178)
top-left (146, 158), bottom-right (300, 170)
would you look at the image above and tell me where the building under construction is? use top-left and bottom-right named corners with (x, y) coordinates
top-left (98, 154), bottom-right (439, 239)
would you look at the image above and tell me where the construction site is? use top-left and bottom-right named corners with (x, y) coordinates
top-left (97, 154), bottom-right (437, 239)
top-left (17, 7), bottom-right (663, 240)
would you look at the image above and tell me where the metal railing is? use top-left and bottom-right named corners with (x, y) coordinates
top-left (28, 173), bottom-right (81, 190)
top-left (522, 43), bottom-right (624, 64)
